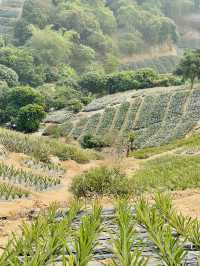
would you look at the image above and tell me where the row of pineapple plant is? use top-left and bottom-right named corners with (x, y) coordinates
top-left (0, 128), bottom-right (91, 163)
top-left (23, 158), bottom-right (66, 177)
top-left (0, 162), bottom-right (60, 191)
top-left (0, 181), bottom-right (29, 200)
top-left (69, 88), bottom-right (200, 149)
top-left (2, 194), bottom-right (200, 265)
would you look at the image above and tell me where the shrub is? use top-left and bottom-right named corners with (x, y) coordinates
top-left (0, 64), bottom-right (18, 87)
top-left (68, 99), bottom-right (83, 113)
top-left (105, 71), bottom-right (139, 94)
top-left (70, 166), bottom-right (130, 197)
top-left (81, 134), bottom-right (108, 149)
top-left (133, 68), bottom-right (159, 89)
top-left (155, 74), bottom-right (183, 87)
top-left (16, 104), bottom-right (46, 133)
top-left (79, 72), bottom-right (106, 94)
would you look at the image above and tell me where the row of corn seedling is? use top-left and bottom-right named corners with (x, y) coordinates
top-left (0, 181), bottom-right (29, 200)
top-left (0, 162), bottom-right (60, 191)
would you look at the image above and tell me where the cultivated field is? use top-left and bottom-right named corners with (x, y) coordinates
top-left (58, 85), bottom-right (200, 148)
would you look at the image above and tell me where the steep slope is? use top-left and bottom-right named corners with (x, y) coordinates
top-left (0, 0), bottom-right (24, 35)
top-left (56, 85), bottom-right (200, 148)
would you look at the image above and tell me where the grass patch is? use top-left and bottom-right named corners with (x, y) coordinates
top-left (70, 166), bottom-right (130, 198)
top-left (131, 154), bottom-right (200, 194)
top-left (132, 133), bottom-right (200, 159)
top-left (0, 127), bottom-right (96, 163)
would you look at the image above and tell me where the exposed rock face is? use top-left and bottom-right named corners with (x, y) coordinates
top-left (0, 0), bottom-right (24, 35)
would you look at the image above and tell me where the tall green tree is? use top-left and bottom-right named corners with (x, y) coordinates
top-left (175, 49), bottom-right (200, 89)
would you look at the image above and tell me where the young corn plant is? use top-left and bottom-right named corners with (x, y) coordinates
top-left (111, 200), bottom-right (148, 266)
top-left (70, 202), bottom-right (103, 266)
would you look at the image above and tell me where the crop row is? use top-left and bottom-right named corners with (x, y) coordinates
top-left (0, 182), bottom-right (29, 200)
top-left (96, 107), bottom-right (117, 136)
top-left (71, 117), bottom-right (88, 139)
top-left (0, 128), bottom-right (92, 163)
top-left (113, 102), bottom-right (130, 131)
top-left (83, 113), bottom-right (102, 136)
top-left (1, 194), bottom-right (200, 265)
top-left (71, 88), bottom-right (200, 149)
top-left (23, 158), bottom-right (66, 177)
top-left (0, 162), bottom-right (60, 191)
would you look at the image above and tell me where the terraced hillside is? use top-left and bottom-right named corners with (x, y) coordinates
top-left (0, 0), bottom-right (24, 35)
top-left (59, 85), bottom-right (200, 148)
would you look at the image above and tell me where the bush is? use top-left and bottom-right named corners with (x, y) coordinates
top-left (79, 72), bottom-right (106, 94)
top-left (0, 64), bottom-right (18, 87)
top-left (70, 166), bottom-right (130, 197)
top-left (105, 71), bottom-right (139, 94)
top-left (133, 68), bottom-right (159, 89)
top-left (81, 134), bottom-right (108, 149)
top-left (154, 74), bottom-right (183, 87)
top-left (16, 104), bottom-right (46, 133)
top-left (68, 99), bottom-right (83, 113)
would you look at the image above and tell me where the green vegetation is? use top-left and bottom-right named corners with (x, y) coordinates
top-left (67, 86), bottom-right (200, 148)
top-left (71, 166), bottom-right (130, 198)
top-left (132, 132), bottom-right (200, 159)
top-left (0, 182), bottom-right (29, 200)
top-left (111, 200), bottom-right (148, 266)
top-left (80, 69), bottom-right (182, 95)
top-left (175, 49), bottom-right (200, 89)
top-left (0, 201), bottom-right (81, 265)
top-left (1, 194), bottom-right (200, 265)
top-left (81, 134), bottom-right (108, 150)
top-left (131, 154), bottom-right (200, 194)
top-left (0, 128), bottom-right (94, 163)
top-left (0, 162), bottom-right (60, 191)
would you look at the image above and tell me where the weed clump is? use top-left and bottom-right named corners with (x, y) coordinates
top-left (70, 166), bottom-right (130, 198)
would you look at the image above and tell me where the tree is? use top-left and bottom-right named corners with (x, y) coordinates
top-left (28, 26), bottom-right (73, 66)
top-left (175, 50), bottom-right (200, 89)
top-left (79, 72), bottom-right (106, 94)
top-left (0, 47), bottom-right (45, 87)
top-left (7, 87), bottom-right (44, 110)
top-left (0, 65), bottom-right (19, 87)
top-left (16, 104), bottom-right (46, 133)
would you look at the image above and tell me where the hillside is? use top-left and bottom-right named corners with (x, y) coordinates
top-left (51, 85), bottom-right (200, 148)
